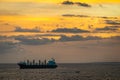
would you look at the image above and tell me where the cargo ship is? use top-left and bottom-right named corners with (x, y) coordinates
top-left (18, 58), bottom-right (57, 69)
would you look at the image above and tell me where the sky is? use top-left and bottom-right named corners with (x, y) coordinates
top-left (1, 0), bottom-right (120, 3)
top-left (0, 0), bottom-right (120, 63)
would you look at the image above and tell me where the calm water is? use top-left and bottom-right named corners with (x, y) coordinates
top-left (0, 63), bottom-right (120, 80)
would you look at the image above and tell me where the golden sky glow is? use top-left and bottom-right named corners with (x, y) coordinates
top-left (1, 0), bottom-right (120, 3)
top-left (37, 0), bottom-right (120, 3)
top-left (0, 0), bottom-right (120, 37)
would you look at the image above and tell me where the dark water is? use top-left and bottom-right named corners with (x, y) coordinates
top-left (0, 63), bottom-right (120, 80)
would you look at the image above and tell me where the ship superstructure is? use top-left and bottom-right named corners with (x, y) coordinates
top-left (18, 58), bottom-right (57, 69)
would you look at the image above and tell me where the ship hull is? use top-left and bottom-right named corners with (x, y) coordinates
top-left (18, 64), bottom-right (57, 69)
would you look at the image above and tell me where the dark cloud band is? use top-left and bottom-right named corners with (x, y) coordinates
top-left (61, 1), bottom-right (91, 7)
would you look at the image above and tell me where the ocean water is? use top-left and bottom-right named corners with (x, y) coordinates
top-left (0, 63), bottom-right (120, 80)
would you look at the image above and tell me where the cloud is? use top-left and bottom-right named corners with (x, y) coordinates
top-left (95, 26), bottom-right (119, 31)
top-left (62, 14), bottom-right (89, 17)
top-left (59, 35), bottom-right (84, 41)
top-left (51, 28), bottom-right (90, 33)
top-left (15, 35), bottom-right (55, 45)
top-left (74, 2), bottom-right (91, 7)
top-left (105, 20), bottom-right (120, 25)
top-left (0, 41), bottom-right (16, 54)
top-left (14, 26), bottom-right (41, 32)
top-left (1, 33), bottom-right (119, 47)
top-left (61, 1), bottom-right (91, 7)
top-left (13, 34), bottom-right (102, 45)
top-left (2, 34), bottom-right (120, 47)
top-left (0, 36), bottom-right (8, 40)
top-left (61, 0), bottom-right (74, 5)
top-left (101, 17), bottom-right (118, 19)
top-left (85, 36), bottom-right (102, 40)
top-left (0, 10), bottom-right (20, 16)
top-left (99, 4), bottom-right (103, 8)
top-left (110, 36), bottom-right (120, 40)
top-left (15, 35), bottom-right (100, 44)
top-left (59, 35), bottom-right (101, 42)
top-left (2, 23), bottom-right (10, 26)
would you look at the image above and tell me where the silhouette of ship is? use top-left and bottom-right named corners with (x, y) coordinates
top-left (18, 58), bottom-right (57, 69)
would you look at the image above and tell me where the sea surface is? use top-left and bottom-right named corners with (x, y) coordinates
top-left (0, 63), bottom-right (120, 80)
